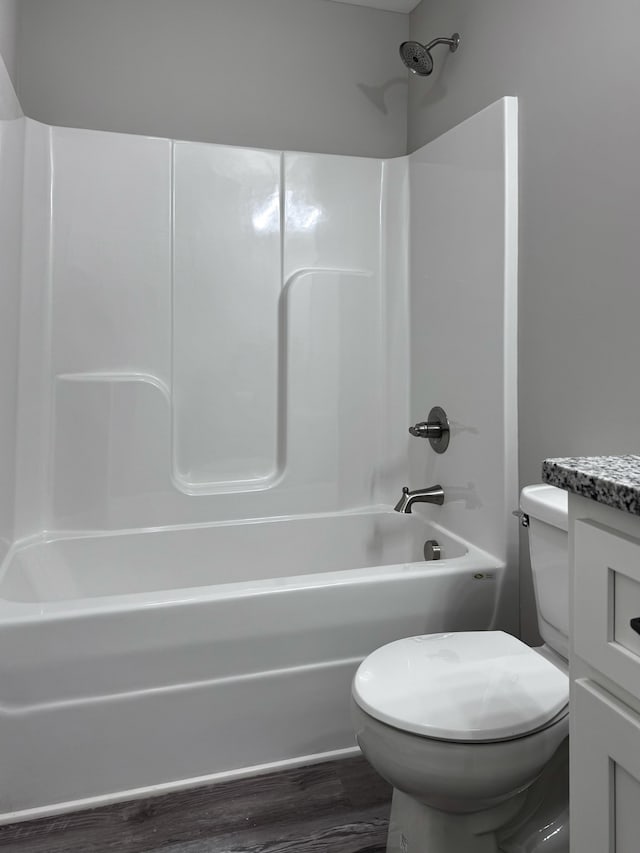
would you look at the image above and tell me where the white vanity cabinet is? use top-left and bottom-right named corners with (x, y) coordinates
top-left (569, 495), bottom-right (640, 853)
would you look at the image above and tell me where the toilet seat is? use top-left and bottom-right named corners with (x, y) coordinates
top-left (352, 631), bottom-right (569, 743)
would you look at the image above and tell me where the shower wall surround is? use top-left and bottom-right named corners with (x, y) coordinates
top-left (7, 99), bottom-right (518, 561)
top-left (14, 122), bottom-right (410, 538)
top-left (0, 51), bottom-right (22, 562)
top-left (409, 98), bottom-right (518, 568)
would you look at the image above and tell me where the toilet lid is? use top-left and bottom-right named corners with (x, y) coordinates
top-left (352, 631), bottom-right (569, 742)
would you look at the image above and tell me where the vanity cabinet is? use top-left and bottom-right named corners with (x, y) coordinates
top-left (572, 677), bottom-right (640, 852)
top-left (568, 494), bottom-right (640, 853)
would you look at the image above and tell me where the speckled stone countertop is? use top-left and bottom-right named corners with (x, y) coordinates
top-left (542, 455), bottom-right (640, 516)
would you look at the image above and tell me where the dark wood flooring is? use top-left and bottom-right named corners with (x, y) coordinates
top-left (0, 757), bottom-right (391, 853)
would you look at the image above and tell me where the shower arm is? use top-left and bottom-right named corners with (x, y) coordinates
top-left (424, 35), bottom-right (460, 53)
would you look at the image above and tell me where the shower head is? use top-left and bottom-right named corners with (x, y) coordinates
top-left (399, 41), bottom-right (434, 75)
top-left (399, 33), bottom-right (460, 77)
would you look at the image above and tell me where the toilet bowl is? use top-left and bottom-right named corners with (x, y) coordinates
top-left (352, 485), bottom-right (570, 853)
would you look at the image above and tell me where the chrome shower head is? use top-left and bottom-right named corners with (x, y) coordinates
top-left (399, 33), bottom-right (460, 77)
top-left (400, 41), bottom-right (434, 76)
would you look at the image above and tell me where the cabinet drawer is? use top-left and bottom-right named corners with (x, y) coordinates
top-left (572, 679), bottom-right (640, 853)
top-left (574, 519), bottom-right (640, 700)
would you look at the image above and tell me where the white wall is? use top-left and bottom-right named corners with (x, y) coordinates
top-left (17, 0), bottom-right (409, 158)
top-left (14, 122), bottom-right (410, 537)
top-left (408, 98), bottom-right (518, 630)
top-left (0, 127), bottom-right (22, 558)
top-left (408, 0), bottom-right (640, 641)
top-left (13, 104), bottom-right (516, 563)
top-left (0, 42), bottom-right (23, 558)
top-left (0, 0), bottom-right (17, 84)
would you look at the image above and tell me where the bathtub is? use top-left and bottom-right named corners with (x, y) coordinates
top-left (0, 508), bottom-right (504, 822)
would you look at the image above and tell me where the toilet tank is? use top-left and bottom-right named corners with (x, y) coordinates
top-left (521, 484), bottom-right (569, 661)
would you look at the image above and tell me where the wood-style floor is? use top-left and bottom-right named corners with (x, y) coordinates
top-left (0, 757), bottom-right (391, 853)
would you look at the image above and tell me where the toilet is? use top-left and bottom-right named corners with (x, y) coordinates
top-left (351, 484), bottom-right (570, 853)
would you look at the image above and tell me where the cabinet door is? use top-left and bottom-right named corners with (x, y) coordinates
top-left (572, 678), bottom-right (640, 853)
top-left (573, 519), bottom-right (640, 701)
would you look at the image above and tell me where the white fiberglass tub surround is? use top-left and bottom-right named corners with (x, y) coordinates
top-left (0, 88), bottom-right (518, 821)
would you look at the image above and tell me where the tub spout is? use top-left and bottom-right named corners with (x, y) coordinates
top-left (394, 485), bottom-right (445, 513)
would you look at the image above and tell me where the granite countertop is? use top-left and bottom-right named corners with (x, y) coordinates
top-left (542, 455), bottom-right (640, 516)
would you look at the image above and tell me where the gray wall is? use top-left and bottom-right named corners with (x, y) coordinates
top-left (0, 0), bottom-right (17, 83)
top-left (409, 0), bottom-right (640, 642)
top-left (17, 0), bottom-right (408, 157)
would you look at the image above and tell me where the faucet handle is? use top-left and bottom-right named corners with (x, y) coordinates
top-left (409, 422), bottom-right (443, 439)
top-left (408, 406), bottom-right (450, 454)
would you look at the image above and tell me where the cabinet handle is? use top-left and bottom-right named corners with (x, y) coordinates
top-left (630, 618), bottom-right (640, 636)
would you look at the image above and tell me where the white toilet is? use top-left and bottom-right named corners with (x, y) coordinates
top-left (351, 484), bottom-right (570, 853)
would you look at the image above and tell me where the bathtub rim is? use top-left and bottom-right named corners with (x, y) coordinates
top-left (0, 506), bottom-right (503, 621)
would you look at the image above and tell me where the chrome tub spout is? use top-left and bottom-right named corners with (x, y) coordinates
top-left (394, 485), bottom-right (445, 514)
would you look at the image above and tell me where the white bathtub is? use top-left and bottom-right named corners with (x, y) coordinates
top-left (0, 509), bottom-right (504, 822)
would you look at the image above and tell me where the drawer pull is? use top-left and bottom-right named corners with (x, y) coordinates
top-left (630, 618), bottom-right (640, 636)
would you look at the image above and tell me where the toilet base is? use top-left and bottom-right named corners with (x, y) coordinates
top-left (386, 789), bottom-right (526, 853)
top-left (385, 740), bottom-right (569, 853)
